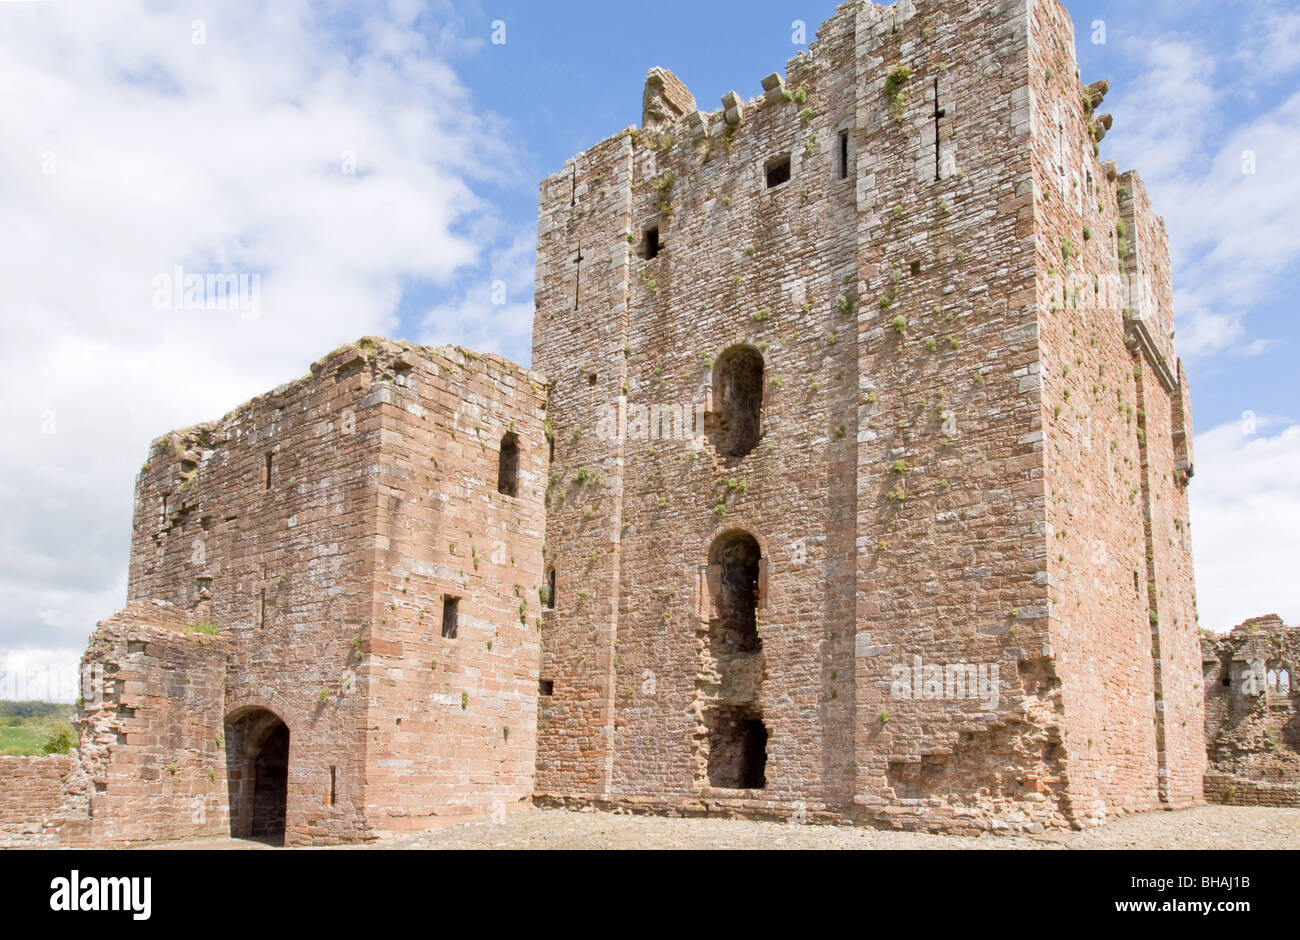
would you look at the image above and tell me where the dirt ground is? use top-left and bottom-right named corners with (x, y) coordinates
top-left (167, 804), bottom-right (1300, 850)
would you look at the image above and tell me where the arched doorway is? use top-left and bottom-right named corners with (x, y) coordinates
top-left (704, 530), bottom-right (767, 789)
top-left (225, 708), bottom-right (290, 844)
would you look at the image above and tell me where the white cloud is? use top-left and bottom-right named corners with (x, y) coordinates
top-left (1233, 6), bottom-right (1300, 80)
top-left (0, 648), bottom-right (81, 705)
top-left (1190, 419), bottom-right (1300, 633)
top-left (1106, 36), bottom-right (1300, 362)
top-left (0, 1), bottom-right (527, 661)
top-left (419, 224), bottom-right (539, 357)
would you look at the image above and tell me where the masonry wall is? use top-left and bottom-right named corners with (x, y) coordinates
top-left (1032, 0), bottom-right (1159, 824)
top-left (1026, 0), bottom-right (1202, 824)
top-left (535, 0), bottom-right (1069, 831)
top-left (125, 339), bottom-right (546, 843)
top-left (74, 605), bottom-right (230, 844)
top-left (534, 0), bottom-right (1201, 834)
top-left (0, 603), bottom-right (230, 847)
top-left (1202, 617), bottom-right (1299, 806)
top-left (0, 755), bottom-right (84, 847)
top-left (362, 342), bottom-right (547, 829)
top-left (843, 0), bottom-right (1076, 834)
top-left (128, 342), bottom-right (386, 843)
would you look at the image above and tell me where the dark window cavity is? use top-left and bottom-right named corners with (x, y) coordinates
top-left (498, 434), bottom-right (520, 497)
top-left (765, 155), bottom-right (792, 189)
top-left (441, 596), bottom-right (460, 640)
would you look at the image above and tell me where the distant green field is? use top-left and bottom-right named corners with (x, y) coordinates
top-left (0, 703), bottom-right (78, 756)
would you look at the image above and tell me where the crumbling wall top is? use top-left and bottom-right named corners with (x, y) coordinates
top-left (642, 67), bottom-right (697, 129)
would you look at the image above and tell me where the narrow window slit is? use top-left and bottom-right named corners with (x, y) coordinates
top-left (441, 596), bottom-right (460, 640)
top-left (933, 77), bottom-right (947, 182)
top-left (498, 434), bottom-right (519, 497)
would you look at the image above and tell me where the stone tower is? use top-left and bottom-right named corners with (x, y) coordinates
top-left (532, 0), bottom-right (1203, 831)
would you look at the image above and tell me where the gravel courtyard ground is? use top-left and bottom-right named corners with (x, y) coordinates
top-left (160, 804), bottom-right (1295, 850)
top-left (303, 804), bottom-right (1296, 851)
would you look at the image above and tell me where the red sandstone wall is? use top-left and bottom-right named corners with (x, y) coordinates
top-left (533, 130), bottom-right (634, 800)
top-left (1202, 621), bottom-right (1298, 805)
top-left (363, 344), bottom-right (547, 830)
top-left (534, 0), bottom-right (1199, 834)
top-left (847, 0), bottom-right (1067, 834)
top-left (0, 755), bottom-right (85, 847)
top-left (128, 342), bottom-right (385, 843)
top-left (1032, 0), bottom-right (1203, 822)
top-left (1032, 0), bottom-right (1159, 824)
top-left (125, 340), bottom-right (546, 843)
top-left (74, 607), bottom-right (230, 844)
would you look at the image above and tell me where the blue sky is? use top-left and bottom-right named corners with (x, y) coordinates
top-left (398, 0), bottom-right (1299, 433)
top-left (0, 0), bottom-right (1296, 700)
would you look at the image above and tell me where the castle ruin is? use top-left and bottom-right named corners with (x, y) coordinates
top-left (1202, 616), bottom-right (1300, 807)
top-left (1, 0), bottom-right (1210, 846)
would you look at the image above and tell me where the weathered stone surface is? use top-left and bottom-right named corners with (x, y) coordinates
top-left (1, 0), bottom-right (1206, 845)
top-left (1201, 615), bottom-right (1299, 806)
top-left (531, 0), bottom-right (1203, 834)
top-left (643, 67), bottom-right (697, 129)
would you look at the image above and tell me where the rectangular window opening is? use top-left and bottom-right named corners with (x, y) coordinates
top-left (497, 434), bottom-right (520, 497)
top-left (329, 766), bottom-right (337, 806)
top-left (264, 453), bottom-right (273, 490)
top-left (644, 227), bottom-right (660, 260)
top-left (539, 679), bottom-right (555, 697)
top-left (441, 596), bottom-right (460, 640)
top-left (837, 130), bottom-right (850, 180)
top-left (765, 155), bottom-right (792, 189)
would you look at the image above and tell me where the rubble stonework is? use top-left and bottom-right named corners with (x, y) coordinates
top-left (1, 0), bottom-right (1207, 844)
top-left (1201, 616), bottom-right (1300, 807)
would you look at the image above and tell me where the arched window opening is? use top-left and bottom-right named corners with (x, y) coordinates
top-left (704, 530), bottom-right (767, 790)
top-left (497, 434), bottom-right (520, 497)
top-left (710, 346), bottom-right (764, 460)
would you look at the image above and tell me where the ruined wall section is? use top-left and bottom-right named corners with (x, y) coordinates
top-left (1030, 0), bottom-right (1162, 825)
top-left (849, 0), bottom-right (1061, 833)
top-left (532, 133), bottom-right (635, 799)
top-left (127, 341), bottom-right (391, 844)
top-left (1132, 347), bottom-right (1202, 805)
top-left (0, 755), bottom-right (84, 847)
top-left (1202, 617), bottom-right (1298, 805)
top-left (363, 342), bottom-right (547, 829)
top-left (0, 603), bottom-right (230, 847)
top-left (73, 605), bottom-right (230, 844)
